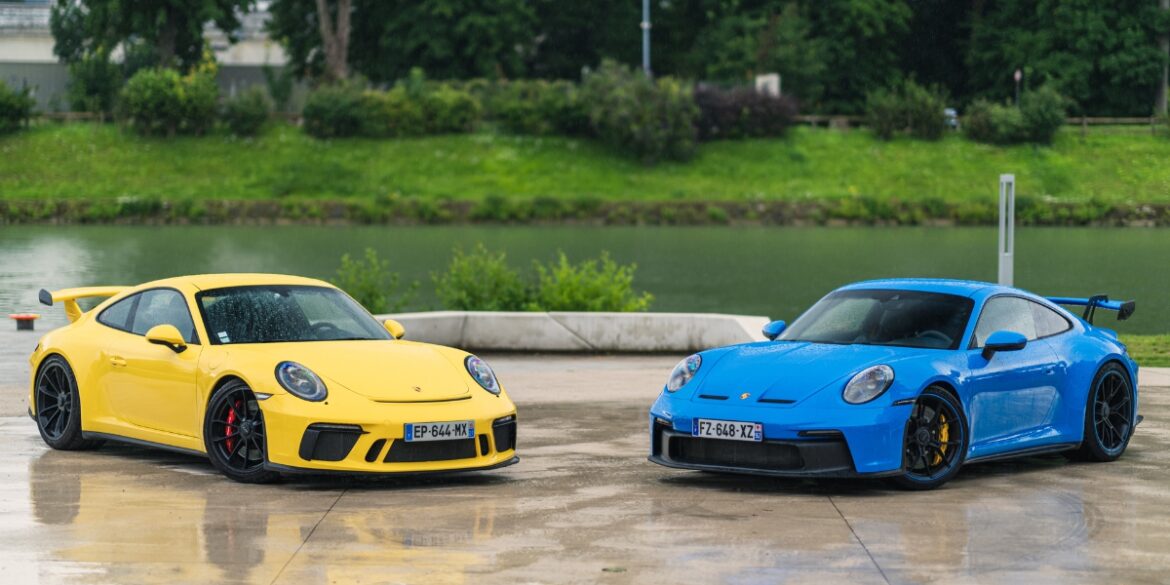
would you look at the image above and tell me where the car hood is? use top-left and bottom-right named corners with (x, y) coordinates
top-left (693, 341), bottom-right (906, 404)
top-left (242, 341), bottom-right (471, 402)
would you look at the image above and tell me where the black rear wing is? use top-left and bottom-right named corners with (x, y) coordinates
top-left (1046, 295), bottom-right (1135, 325)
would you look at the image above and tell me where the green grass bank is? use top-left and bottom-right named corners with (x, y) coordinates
top-left (3, 123), bottom-right (1170, 225)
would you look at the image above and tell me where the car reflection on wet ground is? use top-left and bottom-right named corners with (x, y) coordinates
top-left (2, 333), bottom-right (1170, 584)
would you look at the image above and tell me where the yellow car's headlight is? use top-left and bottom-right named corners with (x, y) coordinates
top-left (275, 361), bottom-right (328, 402)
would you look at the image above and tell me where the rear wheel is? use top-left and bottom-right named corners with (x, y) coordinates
top-left (1069, 363), bottom-right (1134, 462)
top-left (891, 386), bottom-right (968, 490)
top-left (204, 380), bottom-right (279, 483)
top-left (34, 356), bottom-right (103, 451)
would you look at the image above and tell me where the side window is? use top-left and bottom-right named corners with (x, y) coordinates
top-left (1031, 301), bottom-right (1071, 338)
top-left (130, 289), bottom-right (199, 344)
top-left (973, 297), bottom-right (1038, 347)
top-left (97, 294), bottom-right (139, 332)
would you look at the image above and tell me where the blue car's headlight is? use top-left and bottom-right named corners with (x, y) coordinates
top-left (666, 354), bottom-right (702, 392)
top-left (843, 365), bottom-right (894, 404)
top-left (275, 361), bottom-right (328, 402)
top-left (465, 355), bottom-right (501, 395)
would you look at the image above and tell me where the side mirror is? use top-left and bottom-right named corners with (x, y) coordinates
top-left (145, 324), bottom-right (187, 353)
top-left (981, 330), bottom-right (1027, 360)
top-left (762, 320), bottom-right (787, 341)
top-left (383, 319), bottom-right (405, 340)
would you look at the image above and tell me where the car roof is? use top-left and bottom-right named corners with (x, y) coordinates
top-left (835, 278), bottom-right (1016, 299)
top-left (136, 273), bottom-right (332, 292)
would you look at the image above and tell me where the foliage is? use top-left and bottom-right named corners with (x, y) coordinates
top-left (531, 251), bottom-right (653, 312)
top-left (0, 81), bottom-right (35, 134)
top-left (490, 80), bottom-right (588, 136)
top-left (332, 248), bottom-right (417, 313)
top-left (803, 0), bottom-right (912, 114)
top-left (694, 85), bottom-right (798, 141)
top-left (420, 86), bottom-right (481, 134)
top-left (302, 82), bottom-right (368, 138)
top-left (262, 65), bottom-right (296, 112)
top-left (1019, 86), bottom-right (1068, 145)
top-left (361, 88), bottom-right (427, 137)
top-left (66, 51), bottom-right (122, 114)
top-left (119, 66), bottom-right (219, 136)
top-left (963, 87), bottom-right (1067, 145)
top-left (433, 244), bottom-right (531, 311)
top-left (580, 60), bottom-right (698, 164)
top-left (222, 87), bottom-right (271, 137)
top-left (866, 80), bottom-right (947, 140)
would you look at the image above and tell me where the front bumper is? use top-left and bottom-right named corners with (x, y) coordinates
top-left (259, 392), bottom-right (518, 474)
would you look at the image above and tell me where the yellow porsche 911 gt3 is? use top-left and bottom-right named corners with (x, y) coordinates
top-left (28, 274), bottom-right (518, 483)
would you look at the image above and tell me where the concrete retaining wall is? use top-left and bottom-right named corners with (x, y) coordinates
top-left (375, 311), bottom-right (771, 353)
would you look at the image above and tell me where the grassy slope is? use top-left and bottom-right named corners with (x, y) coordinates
top-left (3, 123), bottom-right (1170, 202)
top-left (1120, 335), bottom-right (1170, 367)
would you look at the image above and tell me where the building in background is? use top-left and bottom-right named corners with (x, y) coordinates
top-left (0, 1), bottom-right (288, 110)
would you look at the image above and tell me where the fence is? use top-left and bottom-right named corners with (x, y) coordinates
top-left (795, 114), bottom-right (1163, 135)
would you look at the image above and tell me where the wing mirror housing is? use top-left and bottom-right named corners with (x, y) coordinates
top-left (383, 319), bottom-right (406, 340)
top-left (145, 324), bottom-right (187, 353)
top-left (981, 330), bottom-right (1027, 360)
top-left (762, 320), bottom-right (787, 341)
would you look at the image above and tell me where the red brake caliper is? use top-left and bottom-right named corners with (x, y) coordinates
top-left (224, 400), bottom-right (239, 453)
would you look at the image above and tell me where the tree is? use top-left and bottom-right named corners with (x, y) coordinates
top-left (50, 0), bottom-right (254, 70)
top-left (802, 0), bottom-right (912, 114)
top-left (314, 0), bottom-right (351, 81)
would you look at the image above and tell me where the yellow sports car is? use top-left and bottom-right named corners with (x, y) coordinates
top-left (28, 274), bottom-right (518, 483)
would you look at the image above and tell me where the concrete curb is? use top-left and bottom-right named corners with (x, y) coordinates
top-left (375, 311), bottom-right (771, 353)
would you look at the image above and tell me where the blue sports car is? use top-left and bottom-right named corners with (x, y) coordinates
top-left (648, 279), bottom-right (1139, 489)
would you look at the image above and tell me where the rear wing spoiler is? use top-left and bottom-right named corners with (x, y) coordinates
top-left (39, 286), bottom-right (129, 323)
top-left (1046, 295), bottom-right (1135, 325)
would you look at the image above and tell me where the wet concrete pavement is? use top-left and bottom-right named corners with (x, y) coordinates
top-left (3, 328), bottom-right (1170, 584)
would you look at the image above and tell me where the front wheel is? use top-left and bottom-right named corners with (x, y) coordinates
top-left (1069, 363), bottom-right (1135, 462)
top-left (890, 386), bottom-right (968, 490)
top-left (204, 380), bottom-right (279, 484)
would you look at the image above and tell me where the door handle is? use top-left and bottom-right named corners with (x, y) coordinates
top-left (109, 356), bottom-right (127, 367)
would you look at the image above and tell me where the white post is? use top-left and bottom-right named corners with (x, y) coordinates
top-left (998, 174), bottom-right (1015, 286)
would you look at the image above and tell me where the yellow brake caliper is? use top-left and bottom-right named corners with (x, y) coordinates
top-left (933, 413), bottom-right (949, 465)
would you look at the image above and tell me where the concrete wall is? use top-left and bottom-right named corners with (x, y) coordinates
top-left (375, 311), bottom-right (771, 353)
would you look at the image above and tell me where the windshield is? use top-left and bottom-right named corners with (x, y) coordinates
top-left (779, 289), bottom-right (973, 350)
top-left (196, 285), bottom-right (392, 344)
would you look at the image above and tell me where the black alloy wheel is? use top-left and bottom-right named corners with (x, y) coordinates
top-left (204, 380), bottom-right (279, 483)
top-left (1070, 362), bottom-right (1135, 462)
top-left (892, 386), bottom-right (967, 490)
top-left (34, 355), bottom-right (102, 450)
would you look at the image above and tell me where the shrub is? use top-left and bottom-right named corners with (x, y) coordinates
top-left (67, 52), bottom-right (122, 115)
top-left (531, 251), bottom-right (653, 312)
top-left (262, 65), bottom-right (295, 112)
top-left (222, 86), bottom-right (271, 137)
top-left (120, 67), bottom-right (218, 136)
top-left (362, 87), bottom-right (426, 137)
top-left (964, 88), bottom-right (1065, 145)
top-left (492, 80), bottom-right (588, 136)
top-left (580, 59), bottom-right (698, 164)
top-left (1019, 86), bottom-right (1067, 144)
top-left (433, 244), bottom-right (531, 311)
top-left (0, 81), bottom-right (34, 134)
top-left (302, 82), bottom-right (368, 138)
top-left (866, 80), bottom-right (948, 141)
top-left (332, 248), bottom-right (417, 314)
top-left (693, 85), bottom-right (798, 141)
top-left (421, 85), bottom-right (481, 133)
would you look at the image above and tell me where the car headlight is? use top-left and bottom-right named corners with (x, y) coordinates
top-left (275, 361), bottom-right (328, 402)
top-left (465, 355), bottom-right (501, 395)
top-left (666, 354), bottom-right (702, 392)
top-left (842, 365), bottom-right (894, 404)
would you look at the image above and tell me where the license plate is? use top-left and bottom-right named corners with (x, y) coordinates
top-left (404, 420), bottom-right (475, 442)
top-left (692, 418), bottom-right (762, 442)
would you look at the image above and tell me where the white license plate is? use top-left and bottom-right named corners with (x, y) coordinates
top-left (404, 420), bottom-right (475, 442)
top-left (692, 419), bottom-right (762, 442)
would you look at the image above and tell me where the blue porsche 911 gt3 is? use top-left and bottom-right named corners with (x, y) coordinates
top-left (648, 279), bottom-right (1139, 489)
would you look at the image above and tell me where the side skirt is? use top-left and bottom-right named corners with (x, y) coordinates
top-left (964, 442), bottom-right (1080, 465)
top-left (81, 431), bottom-right (208, 459)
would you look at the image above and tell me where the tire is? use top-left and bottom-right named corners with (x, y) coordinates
top-left (34, 355), bottom-right (103, 451)
top-left (1068, 362), bottom-right (1135, 462)
top-left (204, 380), bottom-right (280, 484)
top-left (890, 386), bottom-right (968, 490)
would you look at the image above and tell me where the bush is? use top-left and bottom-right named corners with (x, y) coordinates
top-left (332, 248), bottom-right (417, 313)
top-left (302, 82), bottom-right (367, 138)
top-left (421, 85), bottom-right (481, 133)
top-left (433, 244), bottom-right (531, 311)
top-left (0, 80), bottom-right (34, 134)
top-left (67, 53), bottom-right (122, 115)
top-left (866, 80), bottom-right (948, 141)
top-left (581, 59), bottom-right (698, 164)
top-left (964, 87), bottom-right (1065, 145)
top-left (362, 87), bottom-right (426, 137)
top-left (531, 251), bottom-right (653, 312)
top-left (222, 87), bottom-right (271, 137)
top-left (1019, 86), bottom-right (1067, 144)
top-left (694, 85), bottom-right (798, 141)
top-left (492, 80), bottom-right (589, 136)
top-left (120, 67), bottom-right (218, 136)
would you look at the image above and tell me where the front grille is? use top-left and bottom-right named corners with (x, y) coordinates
top-left (492, 418), bottom-right (517, 452)
top-left (669, 436), bottom-right (804, 470)
top-left (384, 438), bottom-right (477, 463)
